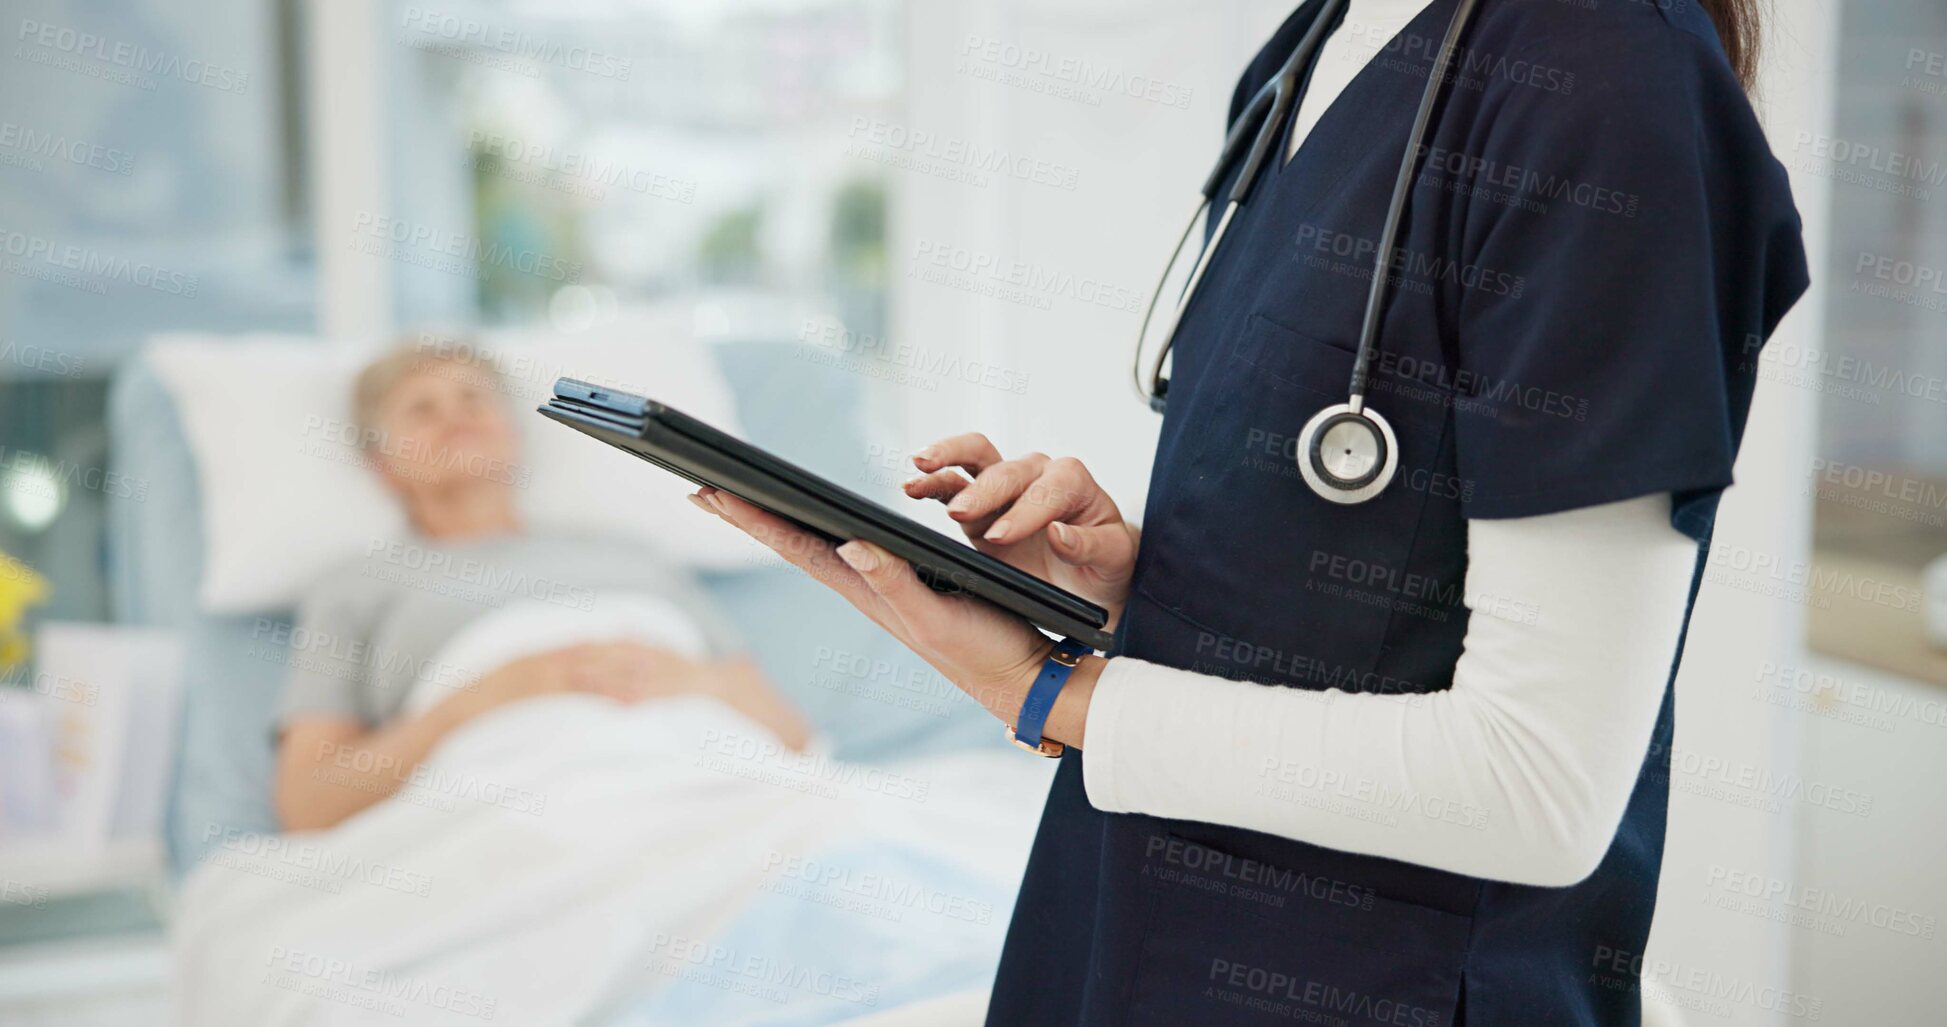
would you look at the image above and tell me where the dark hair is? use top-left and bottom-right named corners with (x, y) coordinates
top-left (1699, 0), bottom-right (1763, 92)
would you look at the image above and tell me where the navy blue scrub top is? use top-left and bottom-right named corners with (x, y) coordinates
top-left (986, 1), bottom-right (1809, 1025)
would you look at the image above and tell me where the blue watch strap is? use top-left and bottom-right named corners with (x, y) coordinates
top-left (1013, 637), bottom-right (1093, 749)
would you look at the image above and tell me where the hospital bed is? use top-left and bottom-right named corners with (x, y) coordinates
top-left (104, 323), bottom-right (1019, 1024)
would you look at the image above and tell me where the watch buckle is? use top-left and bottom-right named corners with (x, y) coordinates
top-left (1006, 725), bottom-right (1064, 758)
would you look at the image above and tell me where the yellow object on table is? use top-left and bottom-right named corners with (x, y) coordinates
top-left (0, 551), bottom-right (50, 673)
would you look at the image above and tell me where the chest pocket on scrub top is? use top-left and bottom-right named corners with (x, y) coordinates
top-left (1142, 313), bottom-right (1451, 690)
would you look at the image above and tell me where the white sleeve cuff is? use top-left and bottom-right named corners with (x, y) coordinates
top-left (1080, 656), bottom-right (1168, 815)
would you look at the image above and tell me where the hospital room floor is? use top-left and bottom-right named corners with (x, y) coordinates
top-left (0, 889), bottom-right (168, 1027)
top-left (0, 932), bottom-right (168, 1026)
top-left (0, 889), bottom-right (990, 1026)
top-left (0, 932), bottom-right (988, 1027)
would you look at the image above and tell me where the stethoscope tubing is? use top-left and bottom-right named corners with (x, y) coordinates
top-left (1134, 0), bottom-right (1480, 414)
top-left (1131, 198), bottom-right (1232, 409)
top-left (1132, 0), bottom-right (1349, 408)
top-left (1351, 0), bottom-right (1480, 406)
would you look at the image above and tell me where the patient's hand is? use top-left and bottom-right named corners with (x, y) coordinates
top-left (474, 642), bottom-right (812, 750)
top-left (458, 644), bottom-right (607, 714)
top-left (685, 656), bottom-right (813, 752)
top-left (276, 644), bottom-right (810, 832)
top-left (590, 646), bottom-right (813, 752)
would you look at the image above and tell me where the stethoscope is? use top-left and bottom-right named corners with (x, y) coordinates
top-left (1133, 0), bottom-right (1480, 504)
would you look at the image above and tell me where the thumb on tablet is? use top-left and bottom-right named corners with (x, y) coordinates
top-left (1047, 521), bottom-right (1134, 574)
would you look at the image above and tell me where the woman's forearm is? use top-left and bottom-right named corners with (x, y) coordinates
top-left (1078, 495), bottom-right (1696, 887)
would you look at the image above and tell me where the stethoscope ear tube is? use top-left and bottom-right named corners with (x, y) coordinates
top-left (1204, 87), bottom-right (1275, 200)
top-left (1131, 196), bottom-right (1227, 409)
top-left (1130, 197), bottom-right (1208, 407)
top-left (1136, 0), bottom-right (1352, 411)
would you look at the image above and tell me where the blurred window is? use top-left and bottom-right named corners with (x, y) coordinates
top-left (373, 0), bottom-right (898, 337)
top-left (1804, 1), bottom-right (1947, 684)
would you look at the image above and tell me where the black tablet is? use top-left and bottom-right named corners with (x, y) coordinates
top-left (538, 378), bottom-right (1115, 650)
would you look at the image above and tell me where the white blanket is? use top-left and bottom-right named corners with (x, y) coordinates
top-left (172, 695), bottom-right (1052, 1026)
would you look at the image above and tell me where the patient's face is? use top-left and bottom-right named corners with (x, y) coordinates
top-left (373, 361), bottom-right (520, 492)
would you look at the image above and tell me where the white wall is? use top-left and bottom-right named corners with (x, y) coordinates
top-left (305, 0), bottom-right (393, 340)
top-left (893, 0), bottom-right (1288, 521)
top-left (1786, 659), bottom-right (1947, 1023)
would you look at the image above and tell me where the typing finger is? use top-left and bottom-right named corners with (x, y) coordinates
top-left (902, 469), bottom-right (972, 504)
top-left (912, 433), bottom-right (1004, 476)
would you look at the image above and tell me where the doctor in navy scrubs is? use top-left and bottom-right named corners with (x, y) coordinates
top-left (698, 0), bottom-right (1809, 1023)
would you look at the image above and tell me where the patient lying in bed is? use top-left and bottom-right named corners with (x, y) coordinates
top-left (181, 340), bottom-right (1055, 1026)
top-left (274, 342), bottom-right (812, 832)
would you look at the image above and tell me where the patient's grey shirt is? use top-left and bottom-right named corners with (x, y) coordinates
top-left (276, 532), bottom-right (739, 729)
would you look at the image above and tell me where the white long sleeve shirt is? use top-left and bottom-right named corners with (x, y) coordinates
top-left (1286, 0), bottom-right (1433, 162)
top-left (1082, 495), bottom-right (1698, 887)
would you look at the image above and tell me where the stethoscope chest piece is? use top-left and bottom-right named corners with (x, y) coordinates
top-left (1297, 402), bottom-right (1398, 504)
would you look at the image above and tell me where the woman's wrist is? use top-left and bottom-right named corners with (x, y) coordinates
top-left (1102, 602), bottom-right (1127, 635)
top-left (1037, 654), bottom-right (1105, 750)
top-left (980, 648), bottom-right (1105, 751)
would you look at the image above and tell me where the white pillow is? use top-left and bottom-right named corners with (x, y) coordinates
top-left (148, 312), bottom-right (763, 613)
